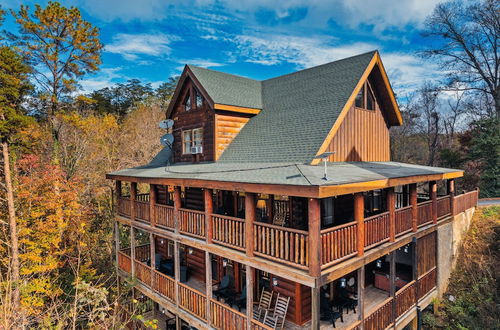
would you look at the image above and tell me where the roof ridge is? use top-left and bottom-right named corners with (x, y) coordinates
top-left (187, 65), bottom-right (260, 83)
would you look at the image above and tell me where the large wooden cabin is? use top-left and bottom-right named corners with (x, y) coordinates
top-left (107, 51), bottom-right (478, 330)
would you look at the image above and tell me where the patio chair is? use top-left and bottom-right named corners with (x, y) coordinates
top-left (229, 286), bottom-right (247, 312)
top-left (320, 290), bottom-right (343, 328)
top-left (213, 275), bottom-right (233, 301)
top-left (253, 290), bottom-right (274, 321)
top-left (263, 293), bottom-right (290, 330)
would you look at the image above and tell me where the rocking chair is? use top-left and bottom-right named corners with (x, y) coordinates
top-left (263, 293), bottom-right (290, 330)
top-left (253, 290), bottom-right (274, 322)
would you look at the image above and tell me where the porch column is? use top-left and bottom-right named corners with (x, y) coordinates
top-left (358, 266), bottom-right (365, 328)
top-left (311, 286), bottom-right (320, 330)
top-left (389, 251), bottom-right (396, 324)
top-left (447, 179), bottom-right (455, 216)
top-left (150, 184), bottom-right (156, 226)
top-left (354, 193), bottom-right (365, 257)
top-left (245, 193), bottom-right (256, 257)
top-left (150, 233), bottom-right (156, 288)
top-left (114, 220), bottom-right (120, 272)
top-left (246, 265), bottom-right (255, 330)
top-left (205, 251), bottom-right (212, 327)
top-left (387, 187), bottom-right (396, 242)
top-left (204, 189), bottom-right (213, 244)
top-left (174, 241), bottom-right (180, 306)
top-left (130, 226), bottom-right (136, 276)
top-left (115, 180), bottom-right (122, 212)
top-left (430, 181), bottom-right (437, 224)
top-left (412, 237), bottom-right (418, 304)
top-left (308, 198), bottom-right (321, 277)
top-left (410, 184), bottom-right (418, 232)
top-left (131, 182), bottom-right (137, 222)
top-left (173, 186), bottom-right (181, 234)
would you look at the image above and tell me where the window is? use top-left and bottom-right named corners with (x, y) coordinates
top-left (366, 85), bottom-right (375, 110)
top-left (182, 128), bottom-right (203, 154)
top-left (184, 94), bottom-right (192, 111)
top-left (355, 88), bottom-right (364, 108)
top-left (195, 90), bottom-right (203, 108)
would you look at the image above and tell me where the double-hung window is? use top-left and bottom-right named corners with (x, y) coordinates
top-left (182, 128), bottom-right (203, 154)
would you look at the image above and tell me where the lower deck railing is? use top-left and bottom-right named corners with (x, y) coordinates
top-left (395, 281), bottom-right (416, 318)
top-left (210, 299), bottom-right (247, 329)
top-left (454, 190), bottom-right (478, 214)
top-left (178, 282), bottom-right (207, 321)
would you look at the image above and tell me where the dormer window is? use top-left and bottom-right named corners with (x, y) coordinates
top-left (195, 89), bottom-right (203, 108)
top-left (184, 94), bottom-right (192, 111)
top-left (182, 128), bottom-right (204, 154)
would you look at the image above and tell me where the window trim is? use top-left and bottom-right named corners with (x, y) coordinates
top-left (181, 128), bottom-right (204, 155)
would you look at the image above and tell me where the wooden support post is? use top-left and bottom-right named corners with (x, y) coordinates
top-left (150, 184), bottom-right (156, 226)
top-left (447, 179), bottom-right (455, 215)
top-left (358, 266), bottom-right (365, 327)
top-left (410, 184), bottom-right (418, 232)
top-left (412, 237), bottom-right (418, 304)
top-left (430, 181), bottom-right (437, 224)
top-left (204, 189), bottom-right (213, 244)
top-left (130, 182), bottom-right (137, 222)
top-left (308, 198), bottom-right (321, 277)
top-left (246, 265), bottom-right (254, 330)
top-left (354, 193), bottom-right (365, 257)
top-left (387, 187), bottom-right (396, 242)
top-left (389, 251), bottom-right (396, 324)
top-left (175, 316), bottom-right (181, 330)
top-left (245, 193), bottom-right (256, 257)
top-left (114, 220), bottom-right (120, 272)
top-left (311, 286), bottom-right (320, 330)
top-left (205, 251), bottom-right (212, 327)
top-left (174, 241), bottom-right (180, 306)
top-left (173, 186), bottom-right (181, 235)
top-left (115, 180), bottom-right (121, 213)
top-left (130, 226), bottom-right (136, 276)
top-left (150, 233), bottom-right (155, 288)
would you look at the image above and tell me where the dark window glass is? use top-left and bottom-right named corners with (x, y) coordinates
top-left (366, 87), bottom-right (375, 110)
top-left (195, 90), bottom-right (203, 108)
top-left (184, 94), bottom-right (191, 111)
top-left (355, 87), bottom-right (364, 108)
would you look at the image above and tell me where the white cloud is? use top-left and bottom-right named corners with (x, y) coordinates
top-left (79, 67), bottom-right (125, 92)
top-left (184, 58), bottom-right (225, 68)
top-left (105, 33), bottom-right (179, 61)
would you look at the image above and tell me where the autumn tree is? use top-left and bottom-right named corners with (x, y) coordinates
top-left (421, 0), bottom-right (500, 117)
top-left (0, 44), bottom-right (32, 328)
top-left (9, 2), bottom-right (103, 118)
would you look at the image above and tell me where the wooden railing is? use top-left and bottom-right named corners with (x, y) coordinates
top-left (320, 221), bottom-right (357, 268)
top-left (437, 196), bottom-right (451, 219)
top-left (395, 206), bottom-right (413, 236)
top-left (418, 267), bottom-right (437, 299)
top-left (417, 201), bottom-right (433, 227)
top-left (152, 270), bottom-right (175, 302)
top-left (135, 200), bottom-right (150, 222)
top-left (155, 204), bottom-right (175, 230)
top-left (395, 280), bottom-right (416, 318)
top-left (454, 190), bottom-right (478, 215)
top-left (136, 193), bottom-right (150, 202)
top-left (118, 197), bottom-right (131, 217)
top-left (212, 214), bottom-right (246, 251)
top-left (364, 212), bottom-right (390, 248)
top-left (254, 222), bottom-right (309, 269)
top-left (363, 297), bottom-right (394, 330)
top-left (210, 299), bottom-right (247, 329)
top-left (250, 320), bottom-right (273, 330)
top-left (178, 283), bottom-right (207, 321)
top-left (134, 260), bottom-right (151, 286)
top-left (179, 208), bottom-right (206, 239)
top-left (118, 251), bottom-right (131, 273)
top-left (135, 244), bottom-right (150, 262)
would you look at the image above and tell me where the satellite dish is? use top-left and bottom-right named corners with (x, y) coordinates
top-left (160, 134), bottom-right (174, 147)
top-left (159, 119), bottom-right (174, 129)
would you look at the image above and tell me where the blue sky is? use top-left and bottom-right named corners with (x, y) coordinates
top-left (2, 0), bottom-right (444, 97)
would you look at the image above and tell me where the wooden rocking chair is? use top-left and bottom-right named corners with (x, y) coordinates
top-left (252, 290), bottom-right (274, 322)
top-left (263, 293), bottom-right (290, 330)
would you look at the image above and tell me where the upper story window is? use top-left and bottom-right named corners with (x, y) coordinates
top-left (184, 93), bottom-right (192, 111)
top-left (366, 87), bottom-right (375, 110)
top-left (195, 89), bottom-right (203, 109)
top-left (182, 128), bottom-right (204, 154)
top-left (354, 82), bottom-right (376, 110)
top-left (355, 88), bottom-right (364, 108)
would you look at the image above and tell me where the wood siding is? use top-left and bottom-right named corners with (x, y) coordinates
top-left (186, 247), bottom-right (206, 283)
top-left (417, 232), bottom-right (436, 276)
top-left (214, 114), bottom-right (250, 160)
top-left (326, 103), bottom-right (390, 162)
top-left (170, 79), bottom-right (215, 163)
top-left (270, 275), bottom-right (311, 325)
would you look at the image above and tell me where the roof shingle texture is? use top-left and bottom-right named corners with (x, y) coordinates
top-left (190, 51), bottom-right (376, 164)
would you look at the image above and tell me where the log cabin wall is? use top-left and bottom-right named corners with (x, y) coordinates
top-left (186, 246), bottom-right (206, 283)
top-left (326, 82), bottom-right (391, 162)
top-left (214, 113), bottom-right (251, 160)
top-left (270, 275), bottom-right (311, 325)
top-left (170, 79), bottom-right (215, 163)
top-left (184, 187), bottom-right (204, 211)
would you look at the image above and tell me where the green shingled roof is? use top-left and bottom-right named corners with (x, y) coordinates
top-left (214, 51), bottom-right (377, 164)
top-left (188, 65), bottom-right (262, 109)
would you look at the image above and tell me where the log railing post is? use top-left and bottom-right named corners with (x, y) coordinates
top-left (354, 193), bottom-right (365, 257)
top-left (150, 184), bottom-right (156, 226)
top-left (410, 184), bottom-right (417, 232)
top-left (130, 182), bottom-right (137, 222)
top-left (205, 251), bottom-right (212, 327)
top-left (130, 226), bottom-right (136, 277)
top-left (387, 187), bottom-right (395, 242)
top-left (173, 186), bottom-right (181, 235)
top-left (358, 266), bottom-right (365, 327)
top-left (430, 181), bottom-right (437, 224)
top-left (174, 241), bottom-right (180, 306)
top-left (308, 198), bottom-right (321, 277)
top-left (389, 251), bottom-right (396, 324)
top-left (245, 193), bottom-right (256, 257)
top-left (447, 179), bottom-right (455, 216)
top-left (246, 265), bottom-right (254, 330)
top-left (205, 189), bottom-right (213, 244)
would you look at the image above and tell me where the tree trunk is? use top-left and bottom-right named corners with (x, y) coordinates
top-left (1, 140), bottom-right (21, 326)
